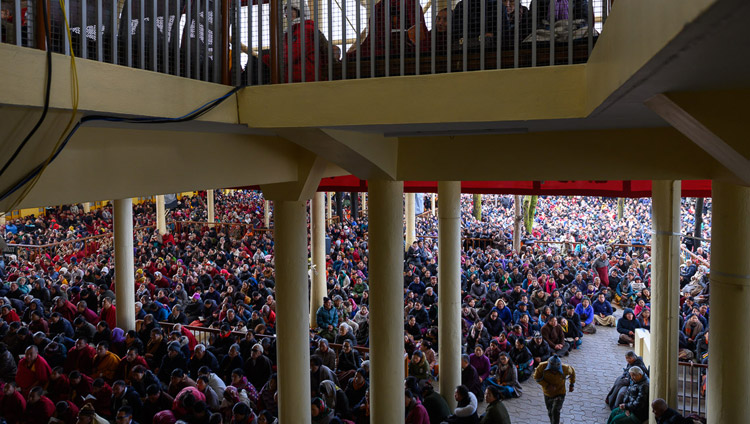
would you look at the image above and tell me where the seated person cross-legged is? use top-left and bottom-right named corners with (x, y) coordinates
top-left (351, 0), bottom-right (430, 59)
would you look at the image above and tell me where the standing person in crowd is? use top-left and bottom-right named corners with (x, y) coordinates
top-left (534, 355), bottom-right (575, 424)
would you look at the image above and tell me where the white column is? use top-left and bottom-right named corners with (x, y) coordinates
top-left (513, 195), bottom-right (522, 252)
top-left (431, 193), bottom-right (436, 216)
top-left (368, 180), bottom-right (405, 423)
top-left (82, 203), bottom-right (91, 213)
top-left (405, 192), bottom-right (416, 250)
top-left (113, 199), bottom-right (135, 332)
top-left (207, 189), bottom-right (215, 223)
top-left (274, 200), bottom-right (312, 424)
top-left (326, 192), bottom-right (333, 221)
top-left (438, 181), bottom-right (461, 409)
top-left (264, 200), bottom-right (271, 228)
top-left (361, 192), bottom-right (367, 214)
top-left (650, 181), bottom-right (680, 420)
top-left (708, 182), bottom-right (750, 423)
top-left (310, 192), bottom-right (327, 326)
top-left (155, 195), bottom-right (167, 235)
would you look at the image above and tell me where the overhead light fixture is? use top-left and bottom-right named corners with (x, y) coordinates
top-left (384, 127), bottom-right (529, 138)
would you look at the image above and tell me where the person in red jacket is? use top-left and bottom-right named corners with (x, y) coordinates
top-left (16, 345), bottom-right (52, 395)
top-left (405, 389), bottom-right (430, 424)
top-left (0, 304), bottom-right (20, 322)
top-left (26, 386), bottom-right (57, 424)
top-left (0, 381), bottom-right (27, 424)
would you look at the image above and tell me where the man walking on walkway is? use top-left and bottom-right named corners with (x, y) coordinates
top-left (534, 355), bottom-right (575, 424)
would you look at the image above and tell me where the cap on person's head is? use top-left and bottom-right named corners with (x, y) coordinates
top-left (546, 355), bottom-right (563, 373)
top-left (168, 342), bottom-right (181, 352)
top-left (533, 331), bottom-right (542, 339)
top-left (252, 343), bottom-right (263, 353)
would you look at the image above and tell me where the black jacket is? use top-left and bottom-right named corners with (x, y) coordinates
top-left (622, 376), bottom-right (650, 421)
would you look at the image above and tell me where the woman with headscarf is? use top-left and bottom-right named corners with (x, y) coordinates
top-left (319, 380), bottom-right (350, 419)
top-left (484, 352), bottom-right (522, 399)
top-left (311, 397), bottom-right (333, 424)
top-left (509, 338), bottom-right (534, 382)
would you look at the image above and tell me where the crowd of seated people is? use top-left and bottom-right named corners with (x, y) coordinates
top-left (0, 192), bottom-right (711, 423)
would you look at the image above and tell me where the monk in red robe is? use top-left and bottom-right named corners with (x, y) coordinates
top-left (16, 345), bottom-right (52, 395)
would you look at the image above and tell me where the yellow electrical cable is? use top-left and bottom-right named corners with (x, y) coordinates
top-left (8, 0), bottom-right (79, 211)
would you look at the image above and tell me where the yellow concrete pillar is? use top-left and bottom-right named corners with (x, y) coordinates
top-left (438, 181), bottom-right (461, 409)
top-left (207, 189), bottom-right (215, 223)
top-left (513, 195), bottom-right (522, 252)
top-left (708, 182), bottom-right (750, 423)
top-left (82, 202), bottom-right (91, 213)
top-left (431, 192), bottom-right (437, 216)
top-left (650, 180), bottom-right (680, 421)
top-left (405, 192), bottom-right (416, 250)
top-left (310, 192), bottom-right (327, 327)
top-left (155, 195), bottom-right (167, 235)
top-left (113, 199), bottom-right (135, 332)
top-left (326, 192), bottom-right (333, 221)
top-left (264, 200), bottom-right (271, 228)
top-left (274, 200), bottom-right (312, 424)
top-left (368, 180), bottom-right (405, 423)
top-left (361, 192), bottom-right (367, 214)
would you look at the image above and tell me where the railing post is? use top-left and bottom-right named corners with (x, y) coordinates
top-left (269, 0), bottom-right (280, 84)
top-left (35, 0), bottom-right (51, 50)
top-left (221, 0), bottom-right (230, 85)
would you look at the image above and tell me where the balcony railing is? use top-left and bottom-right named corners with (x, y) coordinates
top-left (2, 0), bottom-right (610, 84)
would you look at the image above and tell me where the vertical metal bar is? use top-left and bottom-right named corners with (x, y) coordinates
top-left (356, 0), bottom-right (361, 78)
top-left (446, 0), bottom-right (451, 72)
top-left (314, 0), bottom-right (320, 81)
top-left (548, 0), bottom-right (553, 66)
top-left (399, 0), bottom-right (404, 76)
top-left (602, 0), bottom-right (607, 25)
top-left (203, 0), bottom-right (209, 80)
top-left (327, 0), bottom-right (333, 80)
top-left (370, 0), bottom-right (375, 77)
top-left (174, 0), bottom-right (181, 75)
top-left (431, 0), bottom-right (436, 74)
top-left (247, 0), bottom-right (253, 85)
top-left (213, 0), bottom-right (219, 82)
top-left (270, 0), bottom-right (280, 83)
top-left (531, 0), bottom-right (536, 66)
top-left (495, 0), bottom-right (500, 69)
top-left (257, 0), bottom-right (263, 84)
top-left (64, 0), bottom-right (70, 55)
top-left (140, 0), bottom-right (145, 68)
top-left (300, 0), bottom-right (306, 82)
top-left (15, 0), bottom-right (23, 46)
top-left (186, 0), bottom-right (191, 77)
top-left (152, 0), bottom-right (158, 71)
top-left (112, 0), bottom-right (118, 64)
top-left (461, 0), bottom-right (466, 71)
top-left (414, 0), bottom-right (419, 75)
top-left (690, 366), bottom-right (695, 415)
top-left (233, 0), bottom-right (240, 84)
top-left (194, 0), bottom-right (200, 78)
top-left (286, 0), bottom-right (292, 82)
top-left (682, 365), bottom-right (687, 416)
top-left (164, 0), bottom-right (170, 75)
top-left (341, 0), bottom-right (347, 79)
top-left (479, 0), bottom-right (485, 70)
top-left (97, 0), bottom-right (103, 60)
top-left (127, 0), bottom-right (133, 66)
top-left (82, 0), bottom-right (88, 58)
top-left (384, 0), bottom-right (389, 76)
top-left (514, 0), bottom-right (519, 68)
top-left (567, 0), bottom-right (572, 64)
top-left (587, 0), bottom-right (593, 56)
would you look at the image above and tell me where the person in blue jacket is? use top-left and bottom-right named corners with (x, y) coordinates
top-left (574, 297), bottom-right (596, 334)
top-left (616, 309), bottom-right (641, 345)
top-left (493, 299), bottom-right (513, 329)
top-left (316, 297), bottom-right (339, 342)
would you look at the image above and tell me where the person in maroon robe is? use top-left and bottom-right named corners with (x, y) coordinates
top-left (64, 338), bottom-right (96, 375)
top-left (47, 366), bottom-right (72, 402)
top-left (25, 386), bottom-right (57, 424)
top-left (0, 382), bottom-right (27, 424)
top-left (16, 345), bottom-right (52, 395)
top-left (99, 297), bottom-right (117, 330)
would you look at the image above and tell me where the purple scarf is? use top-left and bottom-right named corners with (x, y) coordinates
top-left (553, 0), bottom-right (569, 20)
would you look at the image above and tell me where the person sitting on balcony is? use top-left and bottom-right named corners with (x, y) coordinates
top-left (451, 0), bottom-right (509, 49)
top-left (352, 0), bottom-right (430, 59)
top-left (502, 0), bottom-right (532, 42)
top-left (531, 0), bottom-right (589, 28)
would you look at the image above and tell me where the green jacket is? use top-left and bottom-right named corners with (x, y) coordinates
top-left (480, 399), bottom-right (512, 424)
top-left (533, 361), bottom-right (576, 398)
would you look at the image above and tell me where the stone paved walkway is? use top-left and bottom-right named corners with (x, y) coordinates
top-left (479, 310), bottom-right (630, 424)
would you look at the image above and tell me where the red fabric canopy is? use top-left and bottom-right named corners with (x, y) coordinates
top-left (314, 177), bottom-right (712, 197)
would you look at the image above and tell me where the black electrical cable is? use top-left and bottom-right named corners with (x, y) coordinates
top-left (0, 1), bottom-right (53, 179)
top-left (0, 85), bottom-right (242, 203)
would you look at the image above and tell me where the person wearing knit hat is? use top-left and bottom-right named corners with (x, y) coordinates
top-left (534, 355), bottom-right (576, 424)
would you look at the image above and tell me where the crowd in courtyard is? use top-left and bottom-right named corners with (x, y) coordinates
top-left (0, 191), bottom-right (709, 423)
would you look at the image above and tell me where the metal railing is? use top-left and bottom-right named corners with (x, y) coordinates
top-left (2, 0), bottom-right (610, 85)
top-left (677, 361), bottom-right (707, 418)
